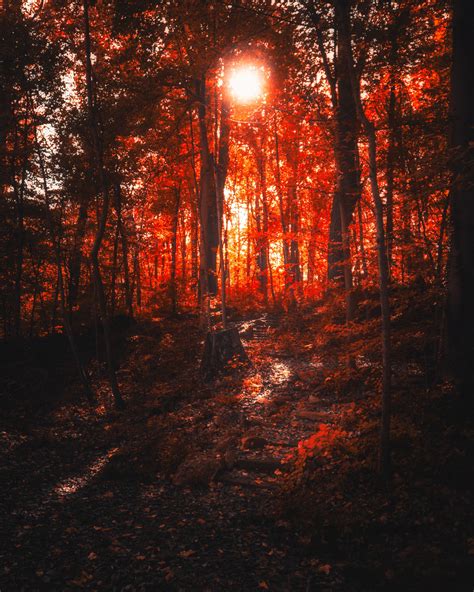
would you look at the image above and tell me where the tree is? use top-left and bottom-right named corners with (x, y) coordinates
top-left (82, 0), bottom-right (124, 409)
top-left (447, 0), bottom-right (474, 401)
top-left (305, 0), bottom-right (361, 318)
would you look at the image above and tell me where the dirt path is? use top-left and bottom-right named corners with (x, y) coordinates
top-left (0, 316), bottom-right (348, 591)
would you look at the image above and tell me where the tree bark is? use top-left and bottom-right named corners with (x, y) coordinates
top-left (196, 76), bottom-right (219, 297)
top-left (327, 0), bottom-right (361, 285)
top-left (447, 0), bottom-right (474, 400)
top-left (83, 0), bottom-right (124, 409)
top-left (68, 196), bottom-right (89, 316)
top-left (113, 184), bottom-right (133, 318)
top-left (337, 0), bottom-right (392, 479)
top-left (35, 122), bottom-right (96, 405)
top-left (170, 186), bottom-right (181, 315)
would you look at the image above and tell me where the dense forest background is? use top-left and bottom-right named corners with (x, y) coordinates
top-left (0, 0), bottom-right (473, 590)
top-left (0, 0), bottom-right (456, 337)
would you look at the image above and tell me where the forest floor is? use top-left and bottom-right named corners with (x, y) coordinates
top-left (1, 294), bottom-right (473, 591)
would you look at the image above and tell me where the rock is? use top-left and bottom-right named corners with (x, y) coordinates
top-left (172, 452), bottom-right (224, 486)
top-left (241, 435), bottom-right (268, 450)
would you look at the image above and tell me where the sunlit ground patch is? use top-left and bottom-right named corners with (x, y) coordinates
top-left (52, 447), bottom-right (119, 499)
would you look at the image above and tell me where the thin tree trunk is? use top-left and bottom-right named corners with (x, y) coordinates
top-left (338, 0), bottom-right (392, 479)
top-left (187, 110), bottom-right (200, 302)
top-left (273, 120), bottom-right (290, 282)
top-left (12, 120), bottom-right (29, 337)
top-left (385, 83), bottom-right (396, 275)
top-left (170, 186), bottom-right (181, 315)
top-left (113, 184), bottom-right (133, 317)
top-left (34, 121), bottom-right (95, 404)
top-left (357, 200), bottom-right (368, 278)
top-left (83, 0), bottom-right (124, 409)
top-left (68, 196), bottom-right (89, 317)
top-left (436, 192), bottom-right (450, 283)
top-left (110, 217), bottom-right (120, 317)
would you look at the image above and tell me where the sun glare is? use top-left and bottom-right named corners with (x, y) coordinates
top-left (229, 67), bottom-right (263, 103)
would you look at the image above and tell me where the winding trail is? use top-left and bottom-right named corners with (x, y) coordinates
top-left (0, 315), bottom-right (348, 592)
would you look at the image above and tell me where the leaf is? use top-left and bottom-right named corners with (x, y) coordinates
top-left (258, 582), bottom-right (269, 590)
top-left (178, 549), bottom-right (196, 558)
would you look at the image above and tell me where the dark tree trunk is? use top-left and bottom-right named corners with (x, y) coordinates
top-left (12, 120), bottom-right (29, 337)
top-left (385, 83), bottom-right (396, 275)
top-left (83, 0), bottom-right (124, 409)
top-left (274, 123), bottom-right (290, 280)
top-left (187, 110), bottom-right (200, 301)
top-left (196, 76), bottom-right (219, 297)
top-left (255, 145), bottom-right (269, 303)
top-left (447, 0), bottom-right (474, 400)
top-left (328, 0), bottom-right (361, 285)
top-left (337, 0), bottom-right (392, 479)
top-left (170, 186), bottom-right (181, 315)
top-left (35, 123), bottom-right (96, 405)
top-left (113, 184), bottom-right (133, 318)
top-left (110, 214), bottom-right (120, 317)
top-left (68, 196), bottom-right (89, 316)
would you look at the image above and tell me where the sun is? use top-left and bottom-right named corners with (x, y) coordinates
top-left (228, 66), bottom-right (263, 103)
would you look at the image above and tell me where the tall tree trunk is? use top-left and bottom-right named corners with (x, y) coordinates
top-left (180, 210), bottom-right (187, 281)
top-left (338, 0), bottom-right (392, 479)
top-left (187, 110), bottom-right (200, 302)
top-left (170, 186), bottom-right (181, 315)
top-left (196, 76), bottom-right (219, 297)
top-left (385, 7), bottom-right (403, 276)
top-left (255, 143), bottom-right (269, 304)
top-left (68, 196), bottom-right (89, 317)
top-left (215, 92), bottom-right (230, 327)
top-left (273, 122), bottom-right (290, 282)
top-left (287, 147), bottom-right (301, 307)
top-left (447, 0), bottom-right (474, 400)
top-left (83, 0), bottom-right (124, 409)
top-left (35, 122), bottom-right (95, 405)
top-left (12, 120), bottom-right (29, 337)
top-left (357, 200), bottom-right (368, 279)
top-left (385, 83), bottom-right (396, 275)
top-left (327, 1), bottom-right (361, 286)
top-left (110, 217), bottom-right (120, 317)
top-left (436, 193), bottom-right (450, 284)
top-left (365, 120), bottom-right (392, 480)
top-left (113, 184), bottom-right (133, 318)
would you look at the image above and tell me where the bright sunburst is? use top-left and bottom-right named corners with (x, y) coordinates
top-left (228, 66), bottom-right (263, 103)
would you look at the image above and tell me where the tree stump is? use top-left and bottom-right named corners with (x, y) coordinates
top-left (201, 327), bottom-right (249, 379)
